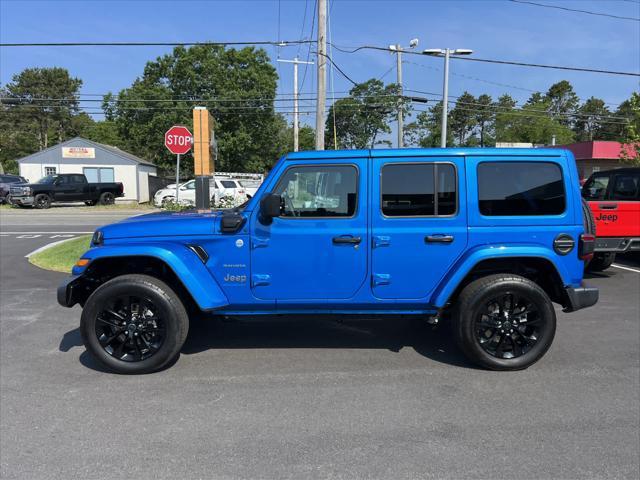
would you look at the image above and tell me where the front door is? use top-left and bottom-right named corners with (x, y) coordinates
top-left (371, 157), bottom-right (467, 300)
top-left (250, 159), bottom-right (368, 302)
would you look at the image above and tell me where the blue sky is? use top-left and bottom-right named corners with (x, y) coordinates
top-left (1, 0), bottom-right (639, 130)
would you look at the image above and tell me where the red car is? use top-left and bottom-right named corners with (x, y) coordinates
top-left (582, 167), bottom-right (640, 270)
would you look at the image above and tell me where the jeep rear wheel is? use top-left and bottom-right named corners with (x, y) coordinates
top-left (99, 191), bottom-right (115, 205)
top-left (80, 274), bottom-right (189, 374)
top-left (452, 274), bottom-right (556, 371)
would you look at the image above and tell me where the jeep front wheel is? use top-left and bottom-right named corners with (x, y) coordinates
top-left (80, 274), bottom-right (189, 374)
top-left (34, 193), bottom-right (51, 209)
top-left (452, 274), bottom-right (556, 371)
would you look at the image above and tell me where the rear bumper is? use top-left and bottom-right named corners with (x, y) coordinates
top-left (595, 237), bottom-right (640, 253)
top-left (10, 195), bottom-right (34, 206)
top-left (564, 283), bottom-right (599, 312)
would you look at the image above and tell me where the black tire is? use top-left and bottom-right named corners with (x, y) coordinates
top-left (85, 200), bottom-right (97, 206)
top-left (99, 191), bottom-right (115, 205)
top-left (587, 252), bottom-right (616, 272)
top-left (452, 274), bottom-right (556, 371)
top-left (80, 274), bottom-right (189, 374)
top-left (34, 193), bottom-right (51, 209)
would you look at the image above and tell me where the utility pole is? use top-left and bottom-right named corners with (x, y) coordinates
top-left (278, 57), bottom-right (313, 152)
top-left (423, 47), bottom-right (473, 148)
top-left (389, 39), bottom-right (418, 148)
top-left (315, 0), bottom-right (327, 150)
top-left (396, 45), bottom-right (403, 148)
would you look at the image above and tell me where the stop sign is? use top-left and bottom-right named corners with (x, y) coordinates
top-left (164, 125), bottom-right (192, 155)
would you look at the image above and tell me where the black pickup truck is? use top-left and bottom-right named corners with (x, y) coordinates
top-left (10, 173), bottom-right (124, 209)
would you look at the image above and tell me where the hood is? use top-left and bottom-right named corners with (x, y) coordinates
top-left (99, 210), bottom-right (223, 240)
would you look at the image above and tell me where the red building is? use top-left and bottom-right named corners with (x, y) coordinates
top-left (552, 141), bottom-right (636, 180)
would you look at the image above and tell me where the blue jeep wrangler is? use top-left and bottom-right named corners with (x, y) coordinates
top-left (58, 148), bottom-right (598, 373)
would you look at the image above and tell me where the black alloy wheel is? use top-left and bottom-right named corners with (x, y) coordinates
top-left (100, 192), bottom-right (115, 205)
top-left (474, 292), bottom-right (545, 359)
top-left (452, 274), bottom-right (556, 370)
top-left (95, 295), bottom-right (166, 362)
top-left (80, 274), bottom-right (189, 374)
top-left (34, 193), bottom-right (51, 209)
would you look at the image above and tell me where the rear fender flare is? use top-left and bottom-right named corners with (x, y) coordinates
top-left (431, 245), bottom-right (569, 308)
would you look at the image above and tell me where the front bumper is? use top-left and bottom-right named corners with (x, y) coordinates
top-left (57, 275), bottom-right (82, 308)
top-left (564, 283), bottom-right (599, 312)
top-left (595, 237), bottom-right (640, 253)
top-left (10, 195), bottom-right (34, 206)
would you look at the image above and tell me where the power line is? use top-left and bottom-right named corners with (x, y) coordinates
top-left (507, 0), bottom-right (640, 22)
top-left (330, 44), bottom-right (640, 77)
top-left (404, 60), bottom-right (626, 107)
top-left (3, 37), bottom-right (636, 76)
top-left (0, 40), bottom-right (315, 47)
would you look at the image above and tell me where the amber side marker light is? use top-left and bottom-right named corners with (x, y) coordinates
top-left (75, 258), bottom-right (90, 268)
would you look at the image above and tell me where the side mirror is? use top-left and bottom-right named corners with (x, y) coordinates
top-left (260, 193), bottom-right (282, 222)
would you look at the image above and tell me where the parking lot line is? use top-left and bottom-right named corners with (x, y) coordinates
top-left (611, 263), bottom-right (640, 274)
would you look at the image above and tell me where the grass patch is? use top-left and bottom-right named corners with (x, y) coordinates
top-left (29, 235), bottom-right (92, 273)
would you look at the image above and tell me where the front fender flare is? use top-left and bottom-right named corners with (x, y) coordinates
top-left (431, 245), bottom-right (569, 308)
top-left (73, 243), bottom-right (229, 311)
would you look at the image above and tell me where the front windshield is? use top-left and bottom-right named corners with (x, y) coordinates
top-left (35, 175), bottom-right (57, 184)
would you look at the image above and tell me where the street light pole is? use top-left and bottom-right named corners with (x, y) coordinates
top-left (278, 57), bottom-right (314, 151)
top-left (440, 49), bottom-right (450, 148)
top-left (396, 46), bottom-right (403, 148)
top-left (423, 47), bottom-right (473, 148)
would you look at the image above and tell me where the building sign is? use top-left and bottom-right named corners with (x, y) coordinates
top-left (62, 147), bottom-right (95, 158)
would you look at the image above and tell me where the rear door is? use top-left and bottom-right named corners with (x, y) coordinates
top-left (250, 158), bottom-right (368, 301)
top-left (606, 171), bottom-right (640, 237)
top-left (370, 156), bottom-right (467, 300)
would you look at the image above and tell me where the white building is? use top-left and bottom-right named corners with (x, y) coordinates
top-left (16, 137), bottom-right (158, 203)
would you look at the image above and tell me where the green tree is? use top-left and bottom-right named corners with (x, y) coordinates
top-left (619, 92), bottom-right (640, 166)
top-left (449, 92), bottom-right (477, 146)
top-left (474, 94), bottom-right (494, 147)
top-left (3, 68), bottom-right (82, 149)
top-left (404, 101), bottom-right (453, 147)
top-left (494, 94), bottom-right (518, 143)
top-left (574, 97), bottom-right (611, 141)
top-left (105, 45), bottom-right (282, 174)
top-left (325, 79), bottom-right (407, 149)
top-left (545, 80), bottom-right (579, 127)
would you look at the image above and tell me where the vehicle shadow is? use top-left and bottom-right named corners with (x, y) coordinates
top-left (182, 315), bottom-right (477, 369)
top-left (59, 316), bottom-right (477, 371)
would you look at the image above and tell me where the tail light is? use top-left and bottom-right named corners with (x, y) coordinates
top-left (579, 233), bottom-right (595, 261)
top-left (119, 183), bottom-right (124, 193)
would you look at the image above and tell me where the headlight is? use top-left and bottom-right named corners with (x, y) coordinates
top-left (91, 230), bottom-right (104, 246)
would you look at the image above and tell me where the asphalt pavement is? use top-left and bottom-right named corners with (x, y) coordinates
top-left (0, 208), bottom-right (638, 480)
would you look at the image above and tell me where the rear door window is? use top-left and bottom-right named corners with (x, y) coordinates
top-left (381, 163), bottom-right (457, 217)
top-left (478, 162), bottom-right (565, 216)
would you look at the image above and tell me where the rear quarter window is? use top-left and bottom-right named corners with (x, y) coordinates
top-left (478, 162), bottom-right (565, 216)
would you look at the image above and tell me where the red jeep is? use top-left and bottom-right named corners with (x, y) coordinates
top-left (582, 167), bottom-right (640, 271)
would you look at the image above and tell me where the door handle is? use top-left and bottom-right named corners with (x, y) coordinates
top-left (332, 235), bottom-right (362, 245)
top-left (425, 234), bottom-right (454, 243)
top-left (599, 203), bottom-right (618, 210)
